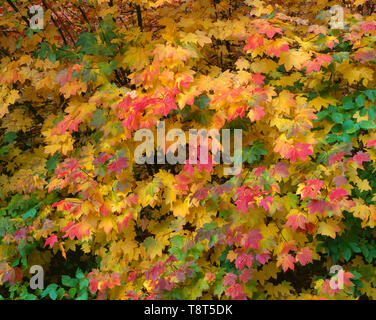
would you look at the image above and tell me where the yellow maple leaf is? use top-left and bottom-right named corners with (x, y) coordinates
top-left (317, 221), bottom-right (341, 239)
top-left (99, 216), bottom-right (115, 235)
top-left (357, 179), bottom-right (371, 192)
top-left (181, 31), bottom-right (212, 47)
top-left (173, 198), bottom-right (190, 217)
top-left (279, 49), bottom-right (311, 71)
top-left (251, 59), bottom-right (277, 74)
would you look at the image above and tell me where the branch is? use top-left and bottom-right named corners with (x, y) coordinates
top-left (136, 5), bottom-right (143, 32)
top-left (76, 5), bottom-right (93, 31)
top-left (41, 0), bottom-right (70, 45)
top-left (6, 0), bottom-right (30, 26)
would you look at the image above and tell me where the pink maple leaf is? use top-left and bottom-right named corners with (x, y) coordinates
top-left (223, 272), bottom-right (237, 286)
top-left (328, 152), bottom-right (345, 165)
top-left (353, 151), bottom-right (371, 165)
top-left (329, 188), bottom-right (348, 201)
top-left (361, 21), bottom-right (376, 32)
top-left (235, 253), bottom-right (254, 270)
top-left (259, 195), bottom-right (273, 211)
top-left (272, 162), bottom-right (290, 177)
top-left (306, 199), bottom-right (326, 215)
top-left (248, 106), bottom-right (265, 121)
top-left (239, 269), bottom-right (253, 283)
top-left (256, 251), bottom-right (271, 265)
top-left (242, 229), bottom-right (263, 250)
top-left (366, 139), bottom-right (376, 147)
top-left (108, 157), bottom-right (128, 174)
top-left (286, 214), bottom-right (308, 231)
top-left (225, 283), bottom-right (247, 300)
top-left (296, 247), bottom-right (313, 266)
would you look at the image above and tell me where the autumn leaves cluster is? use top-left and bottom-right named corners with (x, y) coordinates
top-left (0, 0), bottom-right (376, 299)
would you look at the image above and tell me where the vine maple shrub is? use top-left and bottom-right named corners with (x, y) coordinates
top-left (0, 0), bottom-right (376, 300)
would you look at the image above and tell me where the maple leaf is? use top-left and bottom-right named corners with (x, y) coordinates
top-left (234, 187), bottom-right (255, 214)
top-left (277, 253), bottom-right (295, 272)
top-left (259, 196), bottom-right (273, 211)
top-left (286, 214), bottom-right (308, 231)
top-left (256, 251), bottom-right (271, 265)
top-left (329, 188), bottom-right (349, 201)
top-left (317, 221), bottom-right (341, 239)
top-left (225, 283), bottom-right (247, 300)
top-left (255, 20), bottom-right (282, 38)
top-left (172, 198), bottom-right (190, 217)
top-left (239, 269), bottom-right (253, 283)
top-left (181, 31), bottom-right (212, 47)
top-left (361, 21), bottom-right (376, 32)
top-left (235, 253), bottom-right (254, 270)
top-left (296, 247), bottom-right (313, 266)
top-left (365, 139), bottom-right (376, 147)
top-left (44, 234), bottom-right (58, 248)
top-left (306, 199), bottom-right (326, 215)
top-left (280, 241), bottom-right (298, 254)
top-left (62, 221), bottom-right (91, 240)
top-left (0, 88), bottom-right (19, 118)
top-left (118, 214), bottom-right (133, 232)
top-left (271, 162), bottom-right (290, 177)
top-left (302, 54), bottom-right (333, 73)
top-left (279, 49), bottom-right (310, 71)
top-left (247, 106), bottom-right (265, 121)
top-left (99, 216), bottom-right (115, 235)
top-left (107, 157), bottom-right (128, 174)
top-left (52, 115), bottom-right (83, 135)
top-left (223, 273), bottom-right (237, 286)
top-left (266, 42), bottom-right (289, 57)
top-left (298, 179), bottom-right (324, 199)
top-left (289, 142), bottom-right (313, 162)
top-left (2, 0), bottom-right (376, 301)
top-left (142, 237), bottom-right (165, 259)
top-left (226, 250), bottom-right (237, 262)
top-left (241, 229), bottom-right (263, 250)
top-left (328, 152), bottom-right (345, 165)
top-left (204, 272), bottom-right (216, 283)
top-left (353, 152), bottom-right (371, 165)
top-left (243, 34), bottom-right (264, 52)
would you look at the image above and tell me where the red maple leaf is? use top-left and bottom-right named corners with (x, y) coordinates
top-left (267, 43), bottom-right (289, 57)
top-left (300, 179), bottom-right (324, 199)
top-left (288, 142), bottom-right (313, 162)
top-left (243, 34), bottom-right (264, 52)
top-left (44, 234), bottom-right (58, 248)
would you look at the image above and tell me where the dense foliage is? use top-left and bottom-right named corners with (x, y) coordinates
top-left (0, 0), bottom-right (376, 300)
